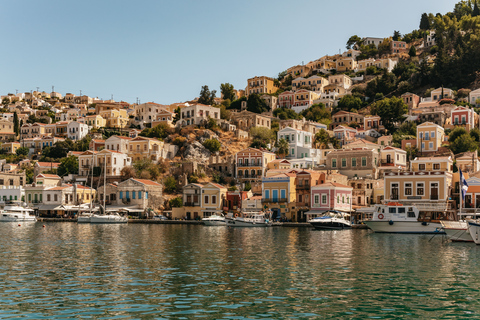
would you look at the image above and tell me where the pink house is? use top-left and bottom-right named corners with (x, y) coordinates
top-left (278, 91), bottom-right (295, 108)
top-left (307, 182), bottom-right (353, 218)
top-left (449, 106), bottom-right (477, 131)
top-left (391, 41), bottom-right (407, 54)
top-left (333, 125), bottom-right (357, 146)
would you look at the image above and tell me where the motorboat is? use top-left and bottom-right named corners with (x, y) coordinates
top-left (0, 204), bottom-right (36, 222)
top-left (90, 212), bottom-right (128, 224)
top-left (308, 210), bottom-right (351, 230)
top-left (226, 211), bottom-right (272, 227)
top-left (364, 203), bottom-right (445, 234)
top-left (467, 220), bottom-right (480, 244)
top-left (77, 212), bottom-right (93, 223)
top-left (440, 220), bottom-right (473, 242)
top-left (202, 214), bottom-right (226, 226)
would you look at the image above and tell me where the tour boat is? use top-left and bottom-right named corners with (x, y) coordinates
top-left (226, 211), bottom-right (272, 227)
top-left (0, 204), bottom-right (36, 222)
top-left (364, 203), bottom-right (444, 234)
top-left (308, 210), bottom-right (352, 230)
top-left (202, 214), bottom-right (226, 226)
top-left (440, 220), bottom-right (473, 242)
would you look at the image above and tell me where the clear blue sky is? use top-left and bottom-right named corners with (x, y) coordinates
top-left (0, 0), bottom-right (457, 105)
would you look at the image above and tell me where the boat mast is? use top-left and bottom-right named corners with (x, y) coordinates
top-left (103, 153), bottom-right (106, 208)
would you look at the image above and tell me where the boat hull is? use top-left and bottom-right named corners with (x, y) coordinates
top-left (441, 221), bottom-right (473, 242)
top-left (0, 215), bottom-right (36, 222)
top-left (310, 221), bottom-right (351, 230)
top-left (203, 220), bottom-right (226, 226)
top-left (226, 219), bottom-right (271, 227)
top-left (77, 216), bottom-right (92, 223)
top-left (468, 221), bottom-right (480, 244)
top-left (90, 215), bottom-right (128, 224)
top-left (364, 221), bottom-right (444, 234)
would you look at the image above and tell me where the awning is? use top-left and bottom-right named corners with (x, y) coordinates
top-left (37, 204), bottom-right (62, 211)
top-left (123, 207), bottom-right (144, 213)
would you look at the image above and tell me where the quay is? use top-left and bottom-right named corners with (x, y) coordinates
top-left (37, 218), bottom-right (369, 228)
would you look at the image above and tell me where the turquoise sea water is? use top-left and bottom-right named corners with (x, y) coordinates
top-left (0, 223), bottom-right (479, 319)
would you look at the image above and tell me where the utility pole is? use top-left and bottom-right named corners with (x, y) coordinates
top-left (52, 86), bottom-right (54, 93)
top-left (80, 90), bottom-right (82, 97)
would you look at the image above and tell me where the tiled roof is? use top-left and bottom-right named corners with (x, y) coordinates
top-left (37, 174), bottom-right (60, 179)
top-left (132, 178), bottom-right (162, 186)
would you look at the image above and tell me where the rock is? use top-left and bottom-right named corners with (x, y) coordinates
top-left (182, 141), bottom-right (211, 161)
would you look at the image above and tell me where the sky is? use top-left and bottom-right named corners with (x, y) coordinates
top-left (0, 0), bottom-right (458, 105)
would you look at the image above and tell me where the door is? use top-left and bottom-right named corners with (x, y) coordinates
top-left (391, 183), bottom-right (399, 200)
top-left (430, 183), bottom-right (439, 200)
top-left (272, 190), bottom-right (278, 202)
top-left (386, 154), bottom-right (391, 164)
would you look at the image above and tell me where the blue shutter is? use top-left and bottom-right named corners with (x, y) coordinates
top-left (146, 192), bottom-right (148, 199)
top-left (119, 191), bottom-right (123, 199)
top-left (132, 191), bottom-right (136, 199)
top-left (138, 191), bottom-right (142, 199)
top-left (126, 191), bottom-right (130, 199)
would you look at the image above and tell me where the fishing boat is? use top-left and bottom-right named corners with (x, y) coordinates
top-left (0, 203), bottom-right (36, 222)
top-left (308, 210), bottom-right (351, 230)
top-left (202, 214), bottom-right (226, 226)
top-left (226, 211), bottom-right (272, 227)
top-left (364, 202), bottom-right (445, 234)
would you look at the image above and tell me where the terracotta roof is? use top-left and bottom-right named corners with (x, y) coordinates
top-left (111, 135), bottom-right (132, 140)
top-left (48, 186), bottom-right (71, 191)
top-left (37, 174), bottom-right (60, 179)
top-left (208, 182), bottom-right (227, 189)
top-left (92, 139), bottom-right (105, 143)
top-left (36, 162), bottom-right (60, 167)
top-left (314, 182), bottom-right (352, 189)
top-left (132, 178), bottom-right (162, 186)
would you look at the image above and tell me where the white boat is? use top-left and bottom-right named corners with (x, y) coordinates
top-left (308, 210), bottom-right (351, 230)
top-left (202, 214), bottom-right (226, 226)
top-left (0, 204), bottom-right (36, 222)
top-left (364, 203), bottom-right (445, 234)
top-left (90, 212), bottom-right (127, 224)
top-left (441, 220), bottom-right (473, 242)
top-left (226, 211), bottom-right (272, 227)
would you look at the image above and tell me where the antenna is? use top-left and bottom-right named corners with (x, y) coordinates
top-left (36, 87), bottom-right (39, 92)
top-left (111, 94), bottom-right (113, 101)
top-left (80, 90), bottom-right (82, 97)
top-left (15, 89), bottom-right (18, 95)
top-left (52, 86), bottom-right (54, 93)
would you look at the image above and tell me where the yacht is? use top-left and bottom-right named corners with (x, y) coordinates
top-left (0, 203), bottom-right (36, 222)
top-left (441, 220), bottom-right (473, 242)
top-left (308, 210), bottom-right (351, 230)
top-left (226, 211), bottom-right (272, 227)
top-left (202, 214), bottom-right (226, 226)
top-left (90, 211), bottom-right (128, 224)
top-left (364, 203), bottom-right (445, 234)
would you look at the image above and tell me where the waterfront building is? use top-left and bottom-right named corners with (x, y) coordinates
top-left (262, 172), bottom-right (297, 221)
top-left (174, 182), bottom-right (227, 220)
top-left (326, 147), bottom-right (379, 179)
top-left (306, 182), bottom-right (353, 219)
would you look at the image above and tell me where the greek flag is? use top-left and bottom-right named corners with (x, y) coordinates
top-left (460, 169), bottom-right (469, 201)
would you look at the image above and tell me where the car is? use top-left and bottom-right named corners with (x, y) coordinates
top-left (153, 215), bottom-right (168, 220)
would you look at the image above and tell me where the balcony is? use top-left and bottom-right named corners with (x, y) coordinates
top-left (237, 163), bottom-right (261, 167)
top-left (184, 202), bottom-right (199, 207)
top-left (380, 160), bottom-right (396, 167)
top-left (262, 198), bottom-right (288, 203)
top-left (296, 185), bottom-right (310, 190)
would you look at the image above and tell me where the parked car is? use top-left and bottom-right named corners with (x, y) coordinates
top-left (153, 215), bottom-right (168, 220)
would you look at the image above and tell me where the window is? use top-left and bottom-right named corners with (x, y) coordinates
top-left (54, 194), bottom-right (58, 201)
top-left (119, 191), bottom-right (123, 199)
top-left (146, 192), bottom-right (148, 199)
top-left (405, 183), bottom-right (412, 196)
top-left (342, 158), bottom-right (347, 167)
top-left (126, 191), bottom-right (130, 199)
top-left (204, 196), bottom-right (209, 204)
top-left (429, 142), bottom-right (433, 149)
top-left (352, 158), bottom-right (356, 167)
top-left (419, 164), bottom-right (426, 171)
top-left (28, 194), bottom-right (31, 202)
top-left (212, 195), bottom-right (217, 204)
top-left (332, 159), bottom-right (337, 168)
top-left (362, 157), bottom-right (367, 166)
top-left (337, 195), bottom-right (340, 203)
top-left (138, 191), bottom-right (142, 199)
top-left (321, 194), bottom-right (327, 204)
top-left (433, 163), bottom-right (440, 170)
top-left (132, 191), bottom-right (136, 199)
top-left (417, 183), bottom-right (424, 196)
top-left (342, 196), bottom-right (345, 204)
top-left (47, 194), bottom-right (51, 201)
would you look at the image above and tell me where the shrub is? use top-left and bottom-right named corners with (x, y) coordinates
top-left (163, 176), bottom-right (178, 193)
top-left (169, 197), bottom-right (183, 208)
top-left (203, 139), bottom-right (221, 152)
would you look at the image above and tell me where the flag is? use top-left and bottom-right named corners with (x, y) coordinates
top-left (460, 169), bottom-right (469, 201)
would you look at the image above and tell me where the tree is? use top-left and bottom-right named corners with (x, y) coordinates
top-left (393, 30), bottom-right (401, 41)
top-left (169, 197), bottom-right (183, 208)
top-left (246, 93), bottom-right (269, 114)
top-left (474, 1), bottom-right (480, 16)
top-left (449, 127), bottom-right (468, 144)
top-left (337, 95), bottom-right (363, 112)
top-left (15, 147), bottom-right (29, 156)
top-left (273, 107), bottom-right (300, 120)
top-left (450, 133), bottom-right (479, 154)
top-left (120, 166), bottom-right (136, 181)
top-left (203, 139), bottom-right (221, 153)
top-left (408, 45), bottom-right (417, 57)
top-left (346, 35), bottom-right (362, 49)
top-left (300, 103), bottom-right (331, 124)
top-left (13, 112), bottom-right (19, 135)
top-left (371, 97), bottom-right (408, 132)
top-left (198, 85), bottom-right (216, 105)
top-left (57, 156), bottom-right (79, 177)
top-left (173, 107), bottom-right (181, 124)
top-left (377, 38), bottom-right (392, 56)
top-left (250, 127), bottom-right (275, 145)
top-left (140, 123), bottom-right (173, 139)
top-left (314, 129), bottom-right (331, 149)
top-left (163, 176), bottom-right (178, 193)
top-left (419, 13), bottom-right (431, 30)
top-left (276, 138), bottom-right (289, 158)
top-left (220, 83), bottom-right (235, 101)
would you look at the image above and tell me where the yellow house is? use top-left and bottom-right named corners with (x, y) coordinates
top-left (85, 114), bottom-right (106, 128)
top-left (336, 57), bottom-right (357, 72)
top-left (267, 159), bottom-right (291, 170)
top-left (2, 142), bottom-right (20, 154)
top-left (99, 109), bottom-right (129, 128)
top-left (127, 136), bottom-right (164, 162)
top-left (417, 122), bottom-right (445, 153)
top-left (173, 182), bottom-right (227, 220)
top-left (262, 172), bottom-right (297, 221)
top-left (246, 76), bottom-right (279, 96)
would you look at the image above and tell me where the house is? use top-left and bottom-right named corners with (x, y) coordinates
top-left (333, 125), bottom-right (357, 146)
top-left (327, 74), bottom-right (352, 90)
top-left (277, 127), bottom-right (314, 159)
top-left (267, 159), bottom-right (291, 170)
top-left (456, 152), bottom-right (480, 174)
top-left (34, 161), bottom-right (60, 176)
top-left (326, 148), bottom-right (379, 179)
top-left (363, 115), bottom-right (384, 131)
top-left (336, 57), bottom-right (357, 72)
top-left (99, 109), bottom-right (129, 128)
top-left (469, 88), bottom-right (480, 107)
top-left (391, 41), bottom-right (407, 54)
top-left (348, 178), bottom-right (383, 207)
top-left (178, 104), bottom-right (220, 127)
top-left (292, 75), bottom-right (329, 92)
top-left (278, 91), bottom-right (295, 108)
top-left (173, 183), bottom-right (227, 220)
top-left (401, 92), bottom-right (421, 111)
top-left (89, 139), bottom-right (105, 151)
top-left (373, 58), bottom-right (398, 72)
top-left (417, 110), bottom-right (447, 126)
top-left (134, 102), bottom-right (170, 127)
top-left (67, 121), bottom-right (89, 141)
top-left (279, 118), bottom-right (327, 136)
top-left (446, 106), bottom-right (478, 131)
top-left (417, 122), bottom-right (445, 154)
top-left (225, 191), bottom-right (250, 214)
top-left (430, 87), bottom-right (453, 101)
top-left (241, 195), bottom-right (263, 213)
top-left (0, 119), bottom-right (16, 141)
top-left (2, 142), bottom-right (20, 154)
top-left (379, 146), bottom-right (407, 169)
top-left (246, 76), bottom-right (279, 96)
top-left (361, 37), bottom-right (384, 48)
top-left (292, 89), bottom-right (321, 113)
top-left (286, 65), bottom-right (310, 78)
top-left (295, 170), bottom-right (322, 222)
top-left (426, 30), bottom-right (436, 47)
top-left (21, 123), bottom-right (46, 139)
top-left (306, 182), bottom-right (353, 219)
top-left (377, 135), bottom-right (393, 147)
top-left (127, 136), bottom-right (177, 162)
top-left (262, 173), bottom-right (297, 221)
top-left (104, 135), bottom-right (132, 153)
top-left (235, 147), bottom-right (276, 181)
top-left (151, 109), bottom-right (175, 128)
top-left (331, 111), bottom-right (364, 128)
top-left (230, 110), bottom-right (272, 131)
top-left (79, 149), bottom-right (132, 177)
top-left (85, 115), bottom-right (106, 129)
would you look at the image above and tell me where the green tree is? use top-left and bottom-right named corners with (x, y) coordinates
top-left (419, 13), bottom-right (431, 30)
top-left (169, 197), bottom-right (183, 208)
top-left (250, 127), bottom-right (275, 145)
top-left (314, 129), bottom-right (331, 149)
top-left (198, 85), bottom-right (216, 105)
top-left (173, 107), bottom-right (181, 124)
top-left (15, 147), bottom-right (29, 156)
top-left (377, 38), bottom-right (392, 56)
top-left (276, 138), bottom-right (289, 158)
top-left (273, 107), bottom-right (300, 120)
top-left (393, 30), bottom-right (401, 41)
top-left (371, 96), bottom-right (408, 132)
top-left (140, 123), bottom-right (172, 139)
top-left (164, 176), bottom-right (178, 193)
top-left (408, 45), bottom-right (417, 57)
top-left (474, 1), bottom-right (480, 16)
top-left (13, 112), bottom-right (19, 135)
top-left (243, 181), bottom-right (251, 192)
top-left (203, 139), bottom-right (221, 152)
top-left (300, 103), bottom-right (331, 124)
top-left (246, 93), bottom-right (269, 114)
top-left (448, 127), bottom-right (468, 144)
top-left (346, 35), bottom-right (362, 49)
top-left (337, 95), bottom-right (363, 112)
top-left (450, 133), bottom-right (478, 154)
top-left (57, 156), bottom-right (79, 177)
top-left (220, 83), bottom-right (235, 101)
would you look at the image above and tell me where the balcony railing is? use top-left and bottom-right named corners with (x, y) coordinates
top-left (237, 163), bottom-right (262, 167)
top-left (184, 202), bottom-right (199, 207)
top-left (296, 185), bottom-right (310, 190)
top-left (262, 198), bottom-right (288, 203)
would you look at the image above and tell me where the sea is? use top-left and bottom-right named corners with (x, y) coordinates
top-left (0, 223), bottom-right (479, 319)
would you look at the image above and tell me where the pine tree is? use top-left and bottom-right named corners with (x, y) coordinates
top-left (419, 13), bottom-right (430, 30)
top-left (13, 112), bottom-right (19, 135)
top-left (473, 1), bottom-right (480, 16)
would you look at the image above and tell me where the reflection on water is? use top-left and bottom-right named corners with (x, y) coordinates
top-left (0, 224), bottom-right (479, 318)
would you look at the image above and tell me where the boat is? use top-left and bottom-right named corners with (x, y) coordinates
top-left (202, 214), bottom-right (226, 226)
top-left (364, 203), bottom-right (445, 234)
top-left (441, 220), bottom-right (473, 242)
top-left (226, 211), bottom-right (272, 227)
top-left (90, 211), bottom-right (127, 224)
top-left (0, 203), bottom-right (36, 222)
top-left (308, 210), bottom-right (351, 230)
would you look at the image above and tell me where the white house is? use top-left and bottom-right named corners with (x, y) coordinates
top-left (67, 121), bottom-right (89, 141)
top-left (104, 135), bottom-right (133, 153)
top-left (78, 149), bottom-right (132, 177)
top-left (178, 104), bottom-right (221, 127)
top-left (277, 127), bottom-right (313, 159)
top-left (469, 88), bottom-right (480, 107)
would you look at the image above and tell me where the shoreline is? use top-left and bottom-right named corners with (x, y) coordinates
top-left (36, 218), bottom-right (369, 228)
